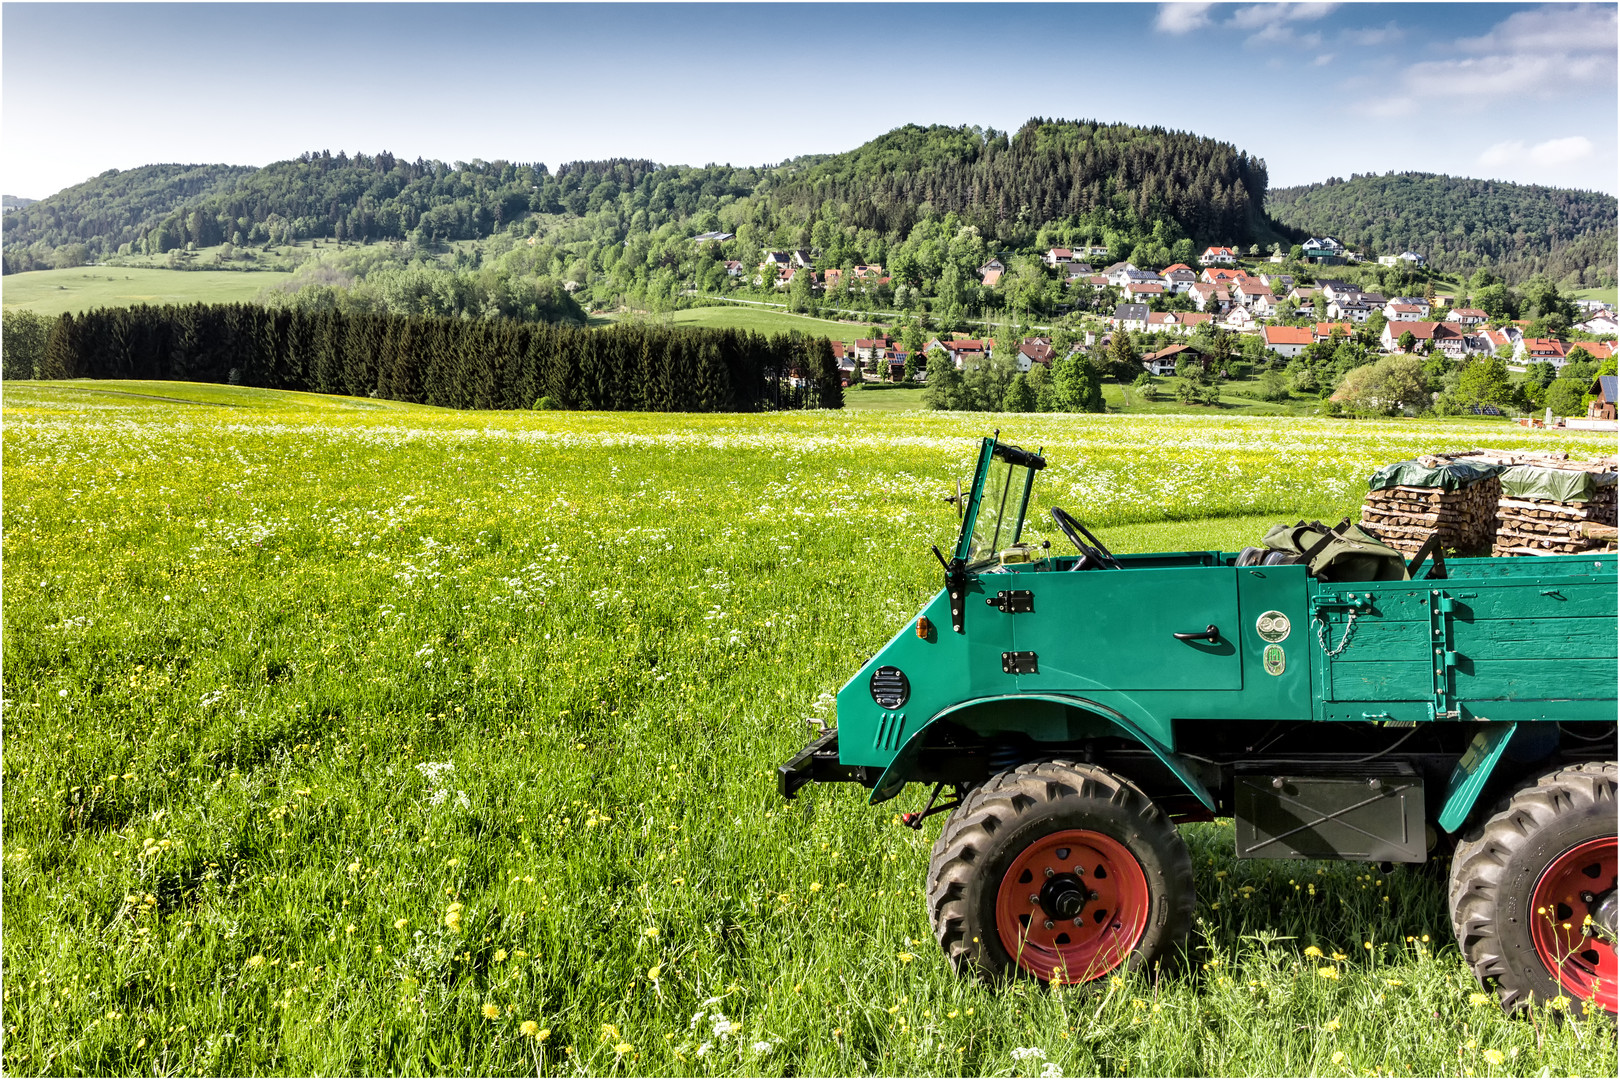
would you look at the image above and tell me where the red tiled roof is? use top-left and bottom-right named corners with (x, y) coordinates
top-left (1451, 308), bottom-right (1487, 318)
top-left (1264, 326), bottom-right (1314, 346)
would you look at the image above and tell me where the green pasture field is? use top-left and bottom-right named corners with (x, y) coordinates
top-left (3, 382), bottom-right (1614, 1077)
top-left (613, 304), bottom-right (885, 339)
top-left (0, 267), bottom-right (295, 318)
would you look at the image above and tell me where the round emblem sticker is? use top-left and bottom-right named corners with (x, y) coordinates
top-left (1256, 610), bottom-right (1292, 643)
top-left (1263, 644), bottom-right (1287, 676)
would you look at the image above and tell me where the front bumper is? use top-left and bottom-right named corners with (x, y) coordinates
top-left (776, 729), bottom-right (874, 799)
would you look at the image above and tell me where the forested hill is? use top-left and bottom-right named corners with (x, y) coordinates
top-left (767, 119), bottom-right (1272, 246)
top-left (2, 119), bottom-right (1271, 273)
top-left (1267, 173), bottom-right (1618, 288)
top-left (2, 164), bottom-right (256, 262)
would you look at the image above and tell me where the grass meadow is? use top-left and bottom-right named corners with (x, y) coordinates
top-left (0, 268), bottom-right (296, 318)
top-left (2, 382), bottom-right (1615, 1077)
top-left (609, 305), bottom-right (887, 340)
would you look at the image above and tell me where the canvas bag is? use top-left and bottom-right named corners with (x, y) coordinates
top-left (1260, 519), bottom-right (1410, 583)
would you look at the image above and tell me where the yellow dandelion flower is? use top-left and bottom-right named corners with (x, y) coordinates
top-left (1331, 1050), bottom-right (1345, 1065)
top-left (1331, 952), bottom-right (1348, 961)
top-left (1325, 1018), bottom-right (1340, 1031)
top-left (1317, 967), bottom-right (1340, 980)
top-left (345, 923), bottom-right (357, 934)
top-left (539, 1028), bottom-right (551, 1041)
top-left (520, 1020), bottom-right (540, 1038)
top-left (482, 1003), bottom-right (500, 1020)
top-left (601, 1023), bottom-right (620, 1041)
top-left (245, 955), bottom-right (266, 969)
top-left (347, 860), bottom-right (361, 874)
top-left (494, 949), bottom-right (507, 962)
top-left (394, 918), bottom-right (409, 930)
top-left (1469, 992), bottom-right (1492, 1006)
top-left (1304, 946), bottom-right (1324, 958)
top-left (1483, 1049), bottom-right (1504, 1066)
top-left (647, 964), bottom-right (662, 980)
top-left (898, 952), bottom-right (915, 963)
top-left (135, 1038), bottom-right (147, 1050)
top-left (1548, 996), bottom-right (1569, 1011)
top-left (643, 927), bottom-right (658, 939)
top-left (613, 1042), bottom-right (633, 1055)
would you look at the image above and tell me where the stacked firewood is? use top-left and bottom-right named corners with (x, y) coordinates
top-left (1359, 454), bottom-right (1502, 557)
top-left (1491, 460), bottom-right (1619, 557)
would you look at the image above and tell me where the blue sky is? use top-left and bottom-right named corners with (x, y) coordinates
top-left (3, 3), bottom-right (1616, 199)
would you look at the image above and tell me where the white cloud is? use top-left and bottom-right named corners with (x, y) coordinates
top-left (1401, 53), bottom-right (1609, 102)
top-left (1155, 3), bottom-right (1214, 34)
top-left (1313, 53), bottom-right (1335, 67)
top-left (1458, 3), bottom-right (1616, 55)
top-left (1229, 3), bottom-right (1338, 31)
top-left (1342, 21), bottom-right (1403, 47)
top-left (1479, 136), bottom-right (1595, 170)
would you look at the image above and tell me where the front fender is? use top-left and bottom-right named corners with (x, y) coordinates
top-left (866, 692), bottom-right (1217, 811)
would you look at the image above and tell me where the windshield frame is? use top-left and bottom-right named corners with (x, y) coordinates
top-left (953, 437), bottom-right (1045, 568)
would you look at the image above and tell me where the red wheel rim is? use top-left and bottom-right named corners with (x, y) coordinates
top-left (1530, 836), bottom-right (1617, 1012)
top-left (995, 829), bottom-right (1150, 984)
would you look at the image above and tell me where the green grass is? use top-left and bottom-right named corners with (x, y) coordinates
top-left (1, 267), bottom-right (295, 317)
top-left (612, 304), bottom-right (887, 339)
top-left (1569, 285), bottom-right (1618, 307)
top-left (2, 383), bottom-right (1614, 1076)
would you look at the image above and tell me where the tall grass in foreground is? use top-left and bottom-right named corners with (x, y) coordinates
top-left (3, 382), bottom-right (1614, 1076)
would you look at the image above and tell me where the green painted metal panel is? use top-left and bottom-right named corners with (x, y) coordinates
top-left (1013, 567), bottom-right (1243, 691)
top-left (865, 692), bottom-right (1217, 808)
top-left (1439, 722), bottom-right (1517, 832)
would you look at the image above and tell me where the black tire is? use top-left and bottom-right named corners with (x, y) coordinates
top-left (926, 759), bottom-right (1194, 985)
top-left (1449, 760), bottom-right (1618, 1013)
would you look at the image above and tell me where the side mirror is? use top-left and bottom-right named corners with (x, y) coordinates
top-left (944, 478), bottom-right (966, 520)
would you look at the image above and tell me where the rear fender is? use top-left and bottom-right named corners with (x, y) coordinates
top-left (866, 693), bottom-right (1216, 810)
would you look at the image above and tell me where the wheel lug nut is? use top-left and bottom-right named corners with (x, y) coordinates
top-left (1072, 917), bottom-right (1083, 926)
top-left (1089, 891), bottom-right (1099, 901)
top-left (1044, 920), bottom-right (1055, 930)
top-left (1581, 891), bottom-right (1596, 903)
top-left (1045, 867), bottom-right (1054, 877)
top-left (1029, 894), bottom-right (1040, 905)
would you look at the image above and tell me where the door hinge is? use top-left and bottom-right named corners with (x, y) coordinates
top-left (985, 589), bottom-right (1034, 613)
top-left (1001, 651), bottom-right (1039, 675)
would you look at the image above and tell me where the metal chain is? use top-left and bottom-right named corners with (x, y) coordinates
top-left (1316, 611), bottom-right (1359, 657)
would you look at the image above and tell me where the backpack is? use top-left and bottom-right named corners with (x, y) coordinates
top-left (1251, 518), bottom-right (1410, 583)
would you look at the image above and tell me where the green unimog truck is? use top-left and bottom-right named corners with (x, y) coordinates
top-left (780, 435), bottom-right (1617, 1013)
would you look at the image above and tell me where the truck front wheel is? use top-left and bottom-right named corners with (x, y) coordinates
top-left (1449, 760), bottom-right (1617, 1014)
top-left (926, 759), bottom-right (1194, 985)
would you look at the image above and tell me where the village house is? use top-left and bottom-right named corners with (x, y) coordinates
top-left (1381, 320), bottom-right (1471, 358)
top-left (1059, 261), bottom-right (1094, 281)
top-left (822, 267), bottom-right (843, 291)
top-left (691, 231), bottom-right (735, 244)
top-left (1016, 337), bottom-right (1056, 371)
top-left (1172, 312), bottom-right (1213, 332)
top-left (1188, 282), bottom-right (1231, 313)
top-left (852, 336), bottom-right (893, 361)
top-left (1200, 266), bottom-right (1247, 286)
top-left (1449, 307), bottom-right (1487, 328)
top-left (1251, 291), bottom-right (1284, 320)
top-left (1232, 280), bottom-right (1276, 312)
top-left (1044, 248), bottom-right (1074, 267)
top-left (1199, 245), bottom-right (1237, 265)
top-left (1159, 264), bottom-right (1197, 293)
top-left (1378, 251), bottom-right (1427, 268)
top-left (1085, 274), bottom-right (1111, 291)
top-left (1259, 273), bottom-right (1296, 292)
top-left (1113, 303), bottom-right (1150, 334)
top-left (978, 257), bottom-right (1006, 275)
top-left (1103, 262), bottom-right (1141, 286)
top-left (723, 260), bottom-right (746, 276)
top-left (927, 338), bottom-right (990, 369)
top-left (1516, 337), bottom-right (1568, 366)
top-left (1144, 311), bottom-right (1182, 334)
top-left (1085, 244), bottom-right (1112, 259)
top-left (1141, 343), bottom-right (1204, 375)
top-left (1314, 321), bottom-right (1355, 343)
top-left (1576, 311), bottom-right (1618, 335)
top-left (1328, 291), bottom-right (1388, 323)
top-left (1301, 237), bottom-right (1345, 263)
top-left (1262, 325), bottom-right (1314, 359)
top-left (1221, 306), bottom-right (1258, 332)
top-left (981, 267), bottom-right (1003, 287)
top-left (1476, 326), bottom-right (1518, 355)
top-left (1124, 281), bottom-right (1166, 302)
top-left (1288, 286), bottom-right (1322, 308)
top-left (1316, 280), bottom-right (1360, 304)
top-left (1388, 296), bottom-right (1431, 317)
top-left (1384, 302), bottom-right (1427, 322)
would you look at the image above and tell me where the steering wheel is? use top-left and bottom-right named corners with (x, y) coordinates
top-left (1050, 507), bottom-right (1123, 570)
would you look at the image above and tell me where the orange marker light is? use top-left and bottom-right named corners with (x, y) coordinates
top-left (916, 616), bottom-right (933, 639)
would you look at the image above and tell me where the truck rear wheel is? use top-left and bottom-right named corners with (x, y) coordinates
top-left (926, 759), bottom-right (1194, 985)
top-left (1449, 760), bottom-right (1617, 1014)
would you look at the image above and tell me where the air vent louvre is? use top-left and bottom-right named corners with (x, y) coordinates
top-left (869, 666), bottom-right (910, 710)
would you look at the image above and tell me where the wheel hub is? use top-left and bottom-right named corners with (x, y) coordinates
top-left (1039, 873), bottom-right (1091, 921)
top-left (1588, 885), bottom-right (1617, 946)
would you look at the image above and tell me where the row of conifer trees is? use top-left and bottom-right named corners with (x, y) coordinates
top-left (31, 304), bottom-right (844, 411)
